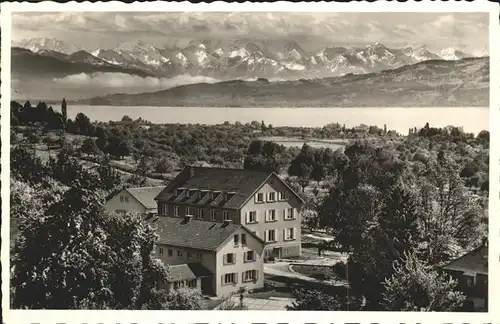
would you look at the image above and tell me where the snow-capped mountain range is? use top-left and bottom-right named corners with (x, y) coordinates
top-left (13, 37), bottom-right (484, 79)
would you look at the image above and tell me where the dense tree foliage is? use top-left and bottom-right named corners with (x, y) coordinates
top-left (317, 128), bottom-right (487, 309)
top-left (10, 100), bottom-right (489, 310)
top-left (11, 179), bottom-right (170, 309)
top-left (382, 252), bottom-right (465, 311)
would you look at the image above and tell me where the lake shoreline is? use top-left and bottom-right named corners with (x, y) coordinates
top-left (58, 105), bottom-right (489, 135)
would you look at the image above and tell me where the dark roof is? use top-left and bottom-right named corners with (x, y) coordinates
top-left (442, 244), bottom-right (488, 275)
top-left (155, 166), bottom-right (303, 209)
top-left (127, 186), bottom-right (166, 209)
top-left (167, 263), bottom-right (212, 282)
top-left (150, 216), bottom-right (264, 251)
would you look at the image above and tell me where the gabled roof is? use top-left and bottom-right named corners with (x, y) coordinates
top-left (150, 216), bottom-right (265, 251)
top-left (126, 186), bottom-right (166, 210)
top-left (442, 244), bottom-right (488, 275)
top-left (155, 166), bottom-right (303, 209)
top-left (167, 263), bottom-right (212, 282)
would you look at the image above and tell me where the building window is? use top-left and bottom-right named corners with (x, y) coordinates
top-left (224, 253), bottom-right (235, 265)
top-left (210, 210), bottom-right (217, 221)
top-left (466, 276), bottom-right (474, 287)
top-left (124, 196), bottom-right (129, 203)
top-left (241, 234), bottom-right (247, 245)
top-left (266, 229), bottom-right (276, 242)
top-left (223, 211), bottom-right (230, 221)
top-left (256, 193), bottom-right (264, 203)
top-left (174, 205), bottom-right (179, 216)
top-left (224, 273), bottom-right (237, 285)
top-left (177, 250), bottom-right (183, 257)
top-left (168, 249), bottom-right (173, 257)
top-left (266, 210), bottom-right (276, 222)
top-left (267, 192), bottom-right (276, 202)
top-left (284, 228), bottom-right (296, 241)
top-left (247, 211), bottom-right (257, 224)
top-left (285, 208), bottom-right (294, 220)
top-left (120, 196), bottom-right (124, 202)
top-left (187, 252), bottom-right (192, 259)
top-left (187, 279), bottom-right (197, 288)
top-left (161, 204), bottom-right (168, 216)
top-left (198, 208), bottom-right (204, 219)
top-left (244, 250), bottom-right (255, 262)
top-left (243, 270), bottom-right (257, 282)
top-left (186, 206), bottom-right (191, 216)
top-left (234, 234), bottom-right (239, 245)
top-left (279, 191), bottom-right (287, 201)
top-left (197, 252), bottom-right (202, 260)
top-left (159, 247), bottom-right (164, 255)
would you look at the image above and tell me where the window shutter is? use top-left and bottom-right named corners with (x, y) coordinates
top-left (283, 209), bottom-right (286, 220)
top-left (234, 253), bottom-right (237, 263)
top-left (255, 270), bottom-right (259, 280)
top-left (283, 228), bottom-right (286, 240)
top-left (223, 254), bottom-right (227, 264)
top-left (221, 275), bottom-right (224, 285)
top-left (235, 272), bottom-right (238, 284)
top-left (243, 252), bottom-right (247, 261)
top-left (264, 210), bottom-right (268, 222)
top-left (293, 227), bottom-right (297, 239)
top-left (255, 211), bottom-right (259, 223)
top-left (245, 212), bottom-right (248, 223)
top-left (264, 230), bottom-right (268, 242)
top-left (242, 272), bottom-right (245, 282)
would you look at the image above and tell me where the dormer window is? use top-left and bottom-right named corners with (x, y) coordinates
top-left (176, 188), bottom-right (185, 196)
top-left (255, 193), bottom-right (264, 203)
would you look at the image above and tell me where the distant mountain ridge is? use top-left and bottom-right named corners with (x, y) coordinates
top-left (13, 37), bottom-right (486, 80)
top-left (75, 57), bottom-right (489, 108)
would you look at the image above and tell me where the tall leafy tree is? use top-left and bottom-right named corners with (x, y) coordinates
top-left (382, 251), bottom-right (465, 311)
top-left (415, 154), bottom-right (485, 265)
top-left (11, 182), bottom-right (169, 309)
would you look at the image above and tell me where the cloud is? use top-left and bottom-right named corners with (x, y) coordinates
top-left (52, 72), bottom-right (220, 89)
top-left (12, 12), bottom-right (488, 54)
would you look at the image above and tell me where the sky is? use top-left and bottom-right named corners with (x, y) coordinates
top-left (12, 12), bottom-right (489, 54)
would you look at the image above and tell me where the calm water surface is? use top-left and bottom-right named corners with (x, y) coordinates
top-left (67, 106), bottom-right (489, 135)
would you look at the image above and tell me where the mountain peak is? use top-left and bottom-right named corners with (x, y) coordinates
top-left (14, 37), bottom-right (82, 54)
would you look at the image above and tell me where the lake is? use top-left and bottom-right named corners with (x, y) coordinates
top-left (66, 106), bottom-right (489, 135)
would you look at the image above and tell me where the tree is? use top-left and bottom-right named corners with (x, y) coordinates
top-left (286, 289), bottom-right (346, 311)
top-left (155, 158), bottom-right (174, 175)
top-left (61, 98), bottom-right (67, 128)
top-left (162, 288), bottom-right (203, 310)
top-left (74, 113), bottom-right (94, 136)
top-left (11, 183), bottom-right (169, 309)
top-left (318, 141), bottom-right (421, 308)
top-left (11, 146), bottom-right (48, 184)
top-left (96, 156), bottom-right (122, 192)
top-left (310, 163), bottom-right (326, 184)
top-left (80, 138), bottom-right (100, 156)
top-left (415, 157), bottom-right (485, 264)
top-left (382, 251), bottom-right (465, 311)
